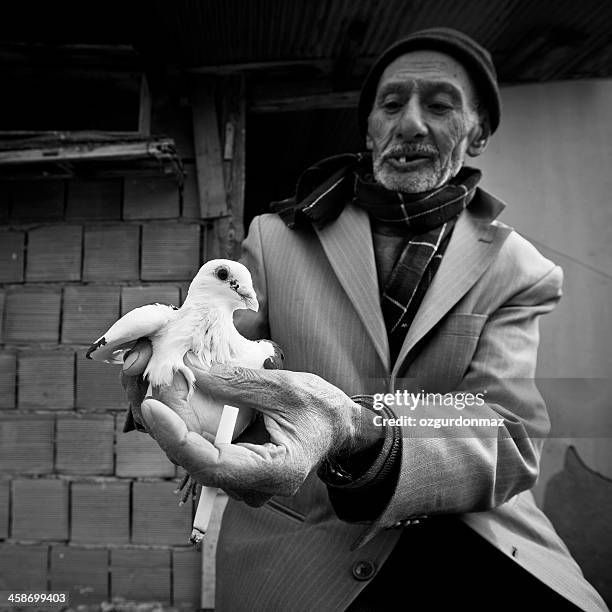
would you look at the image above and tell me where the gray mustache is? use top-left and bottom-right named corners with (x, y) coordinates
top-left (381, 145), bottom-right (437, 160)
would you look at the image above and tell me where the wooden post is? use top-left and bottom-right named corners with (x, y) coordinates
top-left (220, 74), bottom-right (246, 260)
top-left (202, 74), bottom-right (247, 260)
top-left (191, 76), bottom-right (228, 220)
top-left (138, 75), bottom-right (151, 136)
top-left (191, 76), bottom-right (247, 605)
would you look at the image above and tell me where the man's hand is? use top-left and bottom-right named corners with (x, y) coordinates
top-left (121, 340), bottom-right (261, 441)
top-left (121, 344), bottom-right (381, 505)
top-left (143, 356), bottom-right (373, 505)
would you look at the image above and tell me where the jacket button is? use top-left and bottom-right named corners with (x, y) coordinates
top-left (352, 560), bottom-right (377, 581)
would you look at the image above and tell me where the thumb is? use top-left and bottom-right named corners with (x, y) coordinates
top-left (151, 371), bottom-right (203, 435)
top-left (153, 369), bottom-right (191, 406)
top-left (141, 398), bottom-right (219, 478)
top-left (152, 371), bottom-right (219, 442)
top-left (141, 398), bottom-right (188, 459)
top-left (122, 338), bottom-right (153, 375)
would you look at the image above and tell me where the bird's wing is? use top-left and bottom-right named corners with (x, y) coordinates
top-left (229, 339), bottom-right (285, 370)
top-left (261, 340), bottom-right (285, 370)
top-left (86, 303), bottom-right (177, 364)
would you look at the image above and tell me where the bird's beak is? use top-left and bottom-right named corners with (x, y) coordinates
top-left (238, 287), bottom-right (259, 312)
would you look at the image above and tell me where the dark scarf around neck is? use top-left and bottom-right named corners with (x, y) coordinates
top-left (352, 163), bottom-right (481, 233)
top-left (271, 153), bottom-right (482, 231)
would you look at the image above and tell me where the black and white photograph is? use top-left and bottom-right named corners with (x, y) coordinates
top-left (0, 1), bottom-right (610, 611)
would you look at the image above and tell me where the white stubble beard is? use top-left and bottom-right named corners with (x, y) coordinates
top-left (372, 145), bottom-right (466, 194)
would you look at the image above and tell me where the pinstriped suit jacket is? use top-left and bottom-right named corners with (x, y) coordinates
top-left (216, 188), bottom-right (607, 612)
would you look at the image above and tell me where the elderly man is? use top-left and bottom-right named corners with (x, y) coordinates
top-left (125, 28), bottom-right (606, 612)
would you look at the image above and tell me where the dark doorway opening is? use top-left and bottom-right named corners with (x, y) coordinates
top-left (244, 107), bottom-right (363, 231)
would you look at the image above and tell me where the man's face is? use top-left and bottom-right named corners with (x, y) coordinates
top-left (366, 50), bottom-right (484, 193)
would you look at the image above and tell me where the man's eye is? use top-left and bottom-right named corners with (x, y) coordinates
top-left (382, 102), bottom-right (401, 113)
top-left (428, 102), bottom-right (453, 113)
top-left (379, 97), bottom-right (402, 112)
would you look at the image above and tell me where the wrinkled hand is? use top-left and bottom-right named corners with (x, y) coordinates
top-left (120, 339), bottom-right (252, 440)
top-left (140, 355), bottom-right (361, 506)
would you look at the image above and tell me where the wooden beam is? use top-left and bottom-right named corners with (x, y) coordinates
top-left (0, 165), bottom-right (180, 181)
top-left (0, 138), bottom-right (177, 165)
top-left (191, 76), bottom-right (228, 219)
top-left (0, 130), bottom-right (143, 138)
top-left (249, 90), bottom-right (359, 114)
top-left (187, 56), bottom-right (373, 79)
top-left (0, 43), bottom-right (143, 70)
top-left (187, 59), bottom-right (334, 76)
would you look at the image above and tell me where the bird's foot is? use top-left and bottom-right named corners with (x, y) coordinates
top-left (174, 472), bottom-right (200, 506)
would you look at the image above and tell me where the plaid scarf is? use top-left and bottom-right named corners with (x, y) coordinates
top-left (353, 165), bottom-right (481, 361)
top-left (272, 154), bottom-right (481, 363)
top-left (353, 165), bottom-right (479, 231)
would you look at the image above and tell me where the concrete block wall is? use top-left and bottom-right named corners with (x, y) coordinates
top-left (0, 168), bottom-right (210, 608)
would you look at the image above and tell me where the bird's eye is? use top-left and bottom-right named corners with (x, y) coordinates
top-left (215, 267), bottom-right (229, 281)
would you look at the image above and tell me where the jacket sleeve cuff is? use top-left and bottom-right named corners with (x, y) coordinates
top-left (317, 396), bottom-right (401, 522)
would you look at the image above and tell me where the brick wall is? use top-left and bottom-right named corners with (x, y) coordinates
top-left (0, 164), bottom-right (214, 608)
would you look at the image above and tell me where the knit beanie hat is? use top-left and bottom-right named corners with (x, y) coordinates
top-left (358, 27), bottom-right (501, 135)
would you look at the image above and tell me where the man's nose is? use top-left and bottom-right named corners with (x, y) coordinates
top-left (396, 98), bottom-right (427, 140)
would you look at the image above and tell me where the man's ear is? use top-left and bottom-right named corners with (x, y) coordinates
top-left (365, 133), bottom-right (373, 151)
top-left (467, 113), bottom-right (491, 157)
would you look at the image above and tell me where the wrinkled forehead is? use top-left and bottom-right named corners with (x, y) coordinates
top-left (376, 49), bottom-right (478, 103)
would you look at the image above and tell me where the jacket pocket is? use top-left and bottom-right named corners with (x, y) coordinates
top-left (439, 312), bottom-right (489, 337)
top-left (403, 313), bottom-right (489, 392)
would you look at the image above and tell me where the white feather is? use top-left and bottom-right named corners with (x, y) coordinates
top-left (87, 304), bottom-right (176, 364)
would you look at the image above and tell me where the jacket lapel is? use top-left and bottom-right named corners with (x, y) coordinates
top-left (314, 204), bottom-right (390, 372)
top-left (391, 190), bottom-right (512, 381)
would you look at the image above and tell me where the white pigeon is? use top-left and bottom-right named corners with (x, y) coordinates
top-left (86, 258), bottom-right (284, 543)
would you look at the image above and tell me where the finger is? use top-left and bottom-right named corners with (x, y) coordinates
top-left (142, 399), bottom-right (292, 494)
top-left (232, 442), bottom-right (299, 497)
top-left (140, 398), bottom-right (187, 461)
top-left (120, 371), bottom-right (148, 405)
top-left (236, 441), bottom-right (287, 463)
top-left (130, 396), bottom-right (148, 433)
top-left (184, 359), bottom-right (272, 408)
top-left (184, 353), bottom-right (236, 383)
top-left (153, 370), bottom-right (190, 405)
top-left (122, 339), bottom-right (153, 375)
top-left (119, 372), bottom-right (150, 432)
top-left (153, 372), bottom-right (219, 439)
top-left (141, 398), bottom-right (220, 479)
